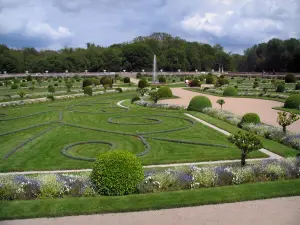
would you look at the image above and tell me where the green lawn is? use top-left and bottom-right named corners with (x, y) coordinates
top-left (0, 92), bottom-right (266, 172)
top-left (1, 179), bottom-right (300, 220)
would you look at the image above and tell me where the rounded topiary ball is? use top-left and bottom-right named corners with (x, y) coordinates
top-left (240, 113), bottom-right (261, 125)
top-left (285, 74), bottom-right (296, 83)
top-left (90, 150), bottom-right (144, 196)
top-left (284, 94), bottom-right (300, 109)
top-left (124, 77), bottom-right (130, 83)
top-left (11, 84), bottom-right (19, 89)
top-left (295, 83), bottom-right (300, 90)
top-left (158, 86), bottom-right (172, 97)
top-left (83, 86), bottom-right (93, 96)
top-left (276, 83), bottom-right (285, 93)
top-left (223, 86), bottom-right (238, 96)
top-left (190, 79), bottom-right (201, 87)
top-left (138, 79), bottom-right (148, 88)
top-left (158, 76), bottom-right (166, 83)
top-left (82, 79), bottom-right (93, 88)
top-left (131, 96), bottom-right (140, 103)
top-left (206, 76), bottom-right (214, 84)
top-left (187, 96), bottom-right (212, 111)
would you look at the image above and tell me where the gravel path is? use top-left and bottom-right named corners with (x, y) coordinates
top-left (160, 88), bottom-right (300, 132)
top-left (2, 196), bottom-right (299, 225)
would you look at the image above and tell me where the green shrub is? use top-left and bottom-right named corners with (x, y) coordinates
top-left (54, 83), bottom-right (59, 86)
top-left (284, 94), bottom-right (300, 109)
top-left (115, 87), bottom-right (123, 93)
top-left (90, 150), bottom-right (144, 196)
top-left (47, 95), bottom-right (55, 101)
top-left (0, 82), bottom-right (3, 86)
top-left (20, 83), bottom-right (27, 87)
top-left (13, 79), bottom-right (20, 84)
top-left (255, 78), bottom-right (261, 82)
top-left (276, 83), bottom-right (285, 93)
top-left (11, 84), bottom-right (18, 89)
top-left (217, 78), bottom-right (229, 86)
top-left (253, 81), bottom-right (259, 88)
top-left (206, 76), bottom-right (214, 84)
top-left (157, 86), bottom-right (172, 98)
top-left (180, 77), bottom-right (184, 81)
top-left (136, 72), bottom-right (142, 78)
top-left (48, 85), bottom-right (55, 93)
top-left (131, 96), bottom-right (141, 103)
top-left (124, 77), bottom-right (130, 83)
top-left (26, 75), bottom-right (32, 81)
top-left (138, 79), bottom-right (148, 88)
top-left (102, 77), bottom-right (113, 88)
top-left (83, 86), bottom-right (93, 96)
top-left (223, 86), bottom-right (238, 96)
top-left (187, 96), bottom-right (212, 112)
top-left (158, 76), bottom-right (166, 83)
top-left (190, 79), bottom-right (201, 87)
top-left (295, 83), bottom-right (300, 90)
top-left (285, 74), bottom-right (296, 83)
top-left (240, 113), bottom-right (261, 125)
top-left (82, 79), bottom-right (93, 88)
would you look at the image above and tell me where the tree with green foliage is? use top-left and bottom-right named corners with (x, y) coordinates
top-left (66, 82), bottom-right (73, 93)
top-left (217, 99), bottom-right (225, 111)
top-left (17, 90), bottom-right (26, 99)
top-left (149, 90), bottom-right (163, 103)
top-left (228, 131), bottom-right (263, 167)
top-left (136, 87), bottom-right (148, 97)
top-left (277, 112), bottom-right (299, 134)
top-left (48, 85), bottom-right (55, 93)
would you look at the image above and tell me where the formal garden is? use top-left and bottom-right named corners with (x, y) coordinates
top-left (0, 75), bottom-right (300, 220)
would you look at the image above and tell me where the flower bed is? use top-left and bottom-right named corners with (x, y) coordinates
top-left (1, 158), bottom-right (299, 201)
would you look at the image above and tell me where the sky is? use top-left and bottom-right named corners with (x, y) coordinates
top-left (0, 0), bottom-right (299, 53)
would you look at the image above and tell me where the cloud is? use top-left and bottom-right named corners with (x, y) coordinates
top-left (0, 0), bottom-right (299, 53)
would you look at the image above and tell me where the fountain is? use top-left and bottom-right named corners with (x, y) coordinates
top-left (153, 54), bottom-right (157, 83)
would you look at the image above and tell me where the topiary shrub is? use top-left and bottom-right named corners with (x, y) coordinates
top-left (131, 96), bottom-right (140, 103)
top-left (285, 74), bottom-right (296, 83)
top-left (190, 79), bottom-right (201, 87)
top-left (11, 84), bottom-right (18, 89)
top-left (0, 82), bottom-right (3, 86)
top-left (157, 86), bottom-right (172, 98)
top-left (20, 83), bottom-right (27, 87)
top-left (158, 76), bottom-right (166, 83)
top-left (54, 83), bottom-right (59, 86)
top-left (47, 95), bottom-right (55, 101)
top-left (240, 113), bottom-right (261, 125)
top-left (276, 83), bottom-right (285, 93)
top-left (138, 79), bottom-right (148, 88)
top-left (48, 85), bottom-right (55, 93)
top-left (223, 86), bottom-right (238, 96)
top-left (284, 94), bottom-right (300, 109)
top-left (82, 79), bottom-right (93, 88)
top-left (187, 96), bottom-right (212, 112)
top-left (13, 79), bottom-right (20, 84)
top-left (217, 78), bottom-right (229, 86)
top-left (136, 72), bottom-right (142, 78)
top-left (206, 76), bottom-right (214, 84)
top-left (295, 83), bottom-right (300, 90)
top-left (84, 86), bottom-right (93, 96)
top-left (124, 77), bottom-right (130, 83)
top-left (26, 75), bottom-right (32, 81)
top-left (115, 87), bottom-right (123, 93)
top-left (90, 150), bottom-right (144, 196)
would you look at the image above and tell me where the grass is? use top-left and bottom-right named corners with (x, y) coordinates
top-left (272, 107), bottom-right (300, 115)
top-left (0, 92), bottom-right (264, 172)
top-left (187, 111), bottom-right (300, 157)
top-left (1, 179), bottom-right (300, 220)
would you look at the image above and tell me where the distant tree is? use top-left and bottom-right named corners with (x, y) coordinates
top-left (149, 90), bottom-right (163, 103)
top-left (277, 112), bottom-right (299, 134)
top-left (66, 82), bottom-right (73, 93)
top-left (48, 85), bottom-right (55, 93)
top-left (17, 90), bottom-right (26, 99)
top-left (216, 99), bottom-right (225, 111)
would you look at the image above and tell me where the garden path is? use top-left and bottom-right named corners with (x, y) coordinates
top-left (160, 88), bottom-right (300, 132)
top-left (2, 196), bottom-right (299, 225)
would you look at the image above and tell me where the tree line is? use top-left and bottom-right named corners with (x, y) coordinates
top-left (0, 32), bottom-right (299, 74)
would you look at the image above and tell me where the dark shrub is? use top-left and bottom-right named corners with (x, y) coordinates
top-left (54, 83), bottom-right (59, 87)
top-left (136, 72), bottom-right (142, 78)
top-left (158, 86), bottom-right (172, 98)
top-left (131, 96), bottom-right (140, 103)
top-left (180, 77), bottom-right (184, 81)
top-left (83, 86), bottom-right (93, 96)
top-left (217, 78), bottom-right (229, 86)
top-left (124, 77), bottom-right (130, 83)
top-left (26, 75), bottom-right (32, 81)
top-left (13, 79), bottom-right (20, 84)
top-left (285, 74), bottom-right (296, 83)
top-left (253, 81), bottom-right (259, 88)
top-left (11, 84), bottom-right (18, 89)
top-left (190, 79), bottom-right (201, 87)
top-left (220, 75), bottom-right (225, 79)
top-left (223, 86), bottom-right (238, 96)
top-left (284, 94), bottom-right (300, 109)
top-left (90, 150), bottom-right (144, 196)
top-left (59, 79), bottom-right (62, 83)
top-left (82, 79), bottom-right (93, 88)
top-left (0, 82), bottom-right (3, 86)
top-left (138, 79), bottom-right (148, 88)
top-left (206, 76), bottom-right (214, 84)
top-left (187, 96), bottom-right (212, 111)
top-left (47, 95), bottom-right (55, 101)
top-left (255, 78), bottom-right (261, 82)
top-left (240, 113), bottom-right (261, 125)
top-left (102, 77), bottom-right (113, 88)
top-left (295, 83), bottom-right (300, 90)
top-left (20, 83), bottom-right (27, 87)
top-left (158, 76), bottom-right (166, 83)
top-left (115, 87), bottom-right (123, 93)
top-left (276, 83), bottom-right (285, 92)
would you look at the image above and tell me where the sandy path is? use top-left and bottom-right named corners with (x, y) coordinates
top-left (161, 88), bottom-right (300, 132)
top-left (2, 196), bottom-right (299, 225)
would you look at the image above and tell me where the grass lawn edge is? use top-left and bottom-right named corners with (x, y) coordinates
top-left (1, 179), bottom-right (300, 220)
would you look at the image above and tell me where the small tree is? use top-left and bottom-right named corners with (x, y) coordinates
top-left (17, 90), bottom-right (26, 99)
top-left (29, 86), bottom-right (35, 92)
top-left (66, 82), bottom-right (73, 93)
top-left (136, 87), bottom-right (148, 97)
top-left (277, 112), bottom-right (299, 134)
top-left (228, 131), bottom-right (263, 167)
top-left (217, 99), bottom-right (225, 111)
top-left (262, 87), bottom-right (268, 94)
top-left (149, 90), bottom-right (163, 103)
top-left (37, 77), bottom-right (43, 86)
top-left (48, 85), bottom-right (55, 94)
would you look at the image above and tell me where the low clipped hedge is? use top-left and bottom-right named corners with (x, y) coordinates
top-left (124, 77), bottom-right (130, 83)
top-left (284, 94), bottom-right (300, 109)
top-left (223, 87), bottom-right (238, 96)
top-left (285, 74), bottom-right (296, 83)
top-left (276, 83), bottom-right (285, 93)
top-left (131, 96), bottom-right (141, 103)
top-left (240, 113), bottom-right (261, 125)
top-left (83, 86), bottom-right (93, 96)
top-left (158, 86), bottom-right (172, 98)
top-left (295, 83), bottom-right (300, 90)
top-left (187, 96), bottom-right (212, 112)
top-left (90, 150), bottom-right (144, 196)
top-left (138, 79), bottom-right (149, 88)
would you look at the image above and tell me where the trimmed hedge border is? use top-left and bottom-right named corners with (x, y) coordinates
top-left (0, 113), bottom-right (7, 117)
top-left (61, 141), bottom-right (115, 162)
top-left (3, 126), bottom-right (55, 159)
top-left (108, 116), bottom-right (163, 125)
top-left (0, 122), bottom-right (54, 137)
top-left (0, 111), bottom-right (57, 121)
